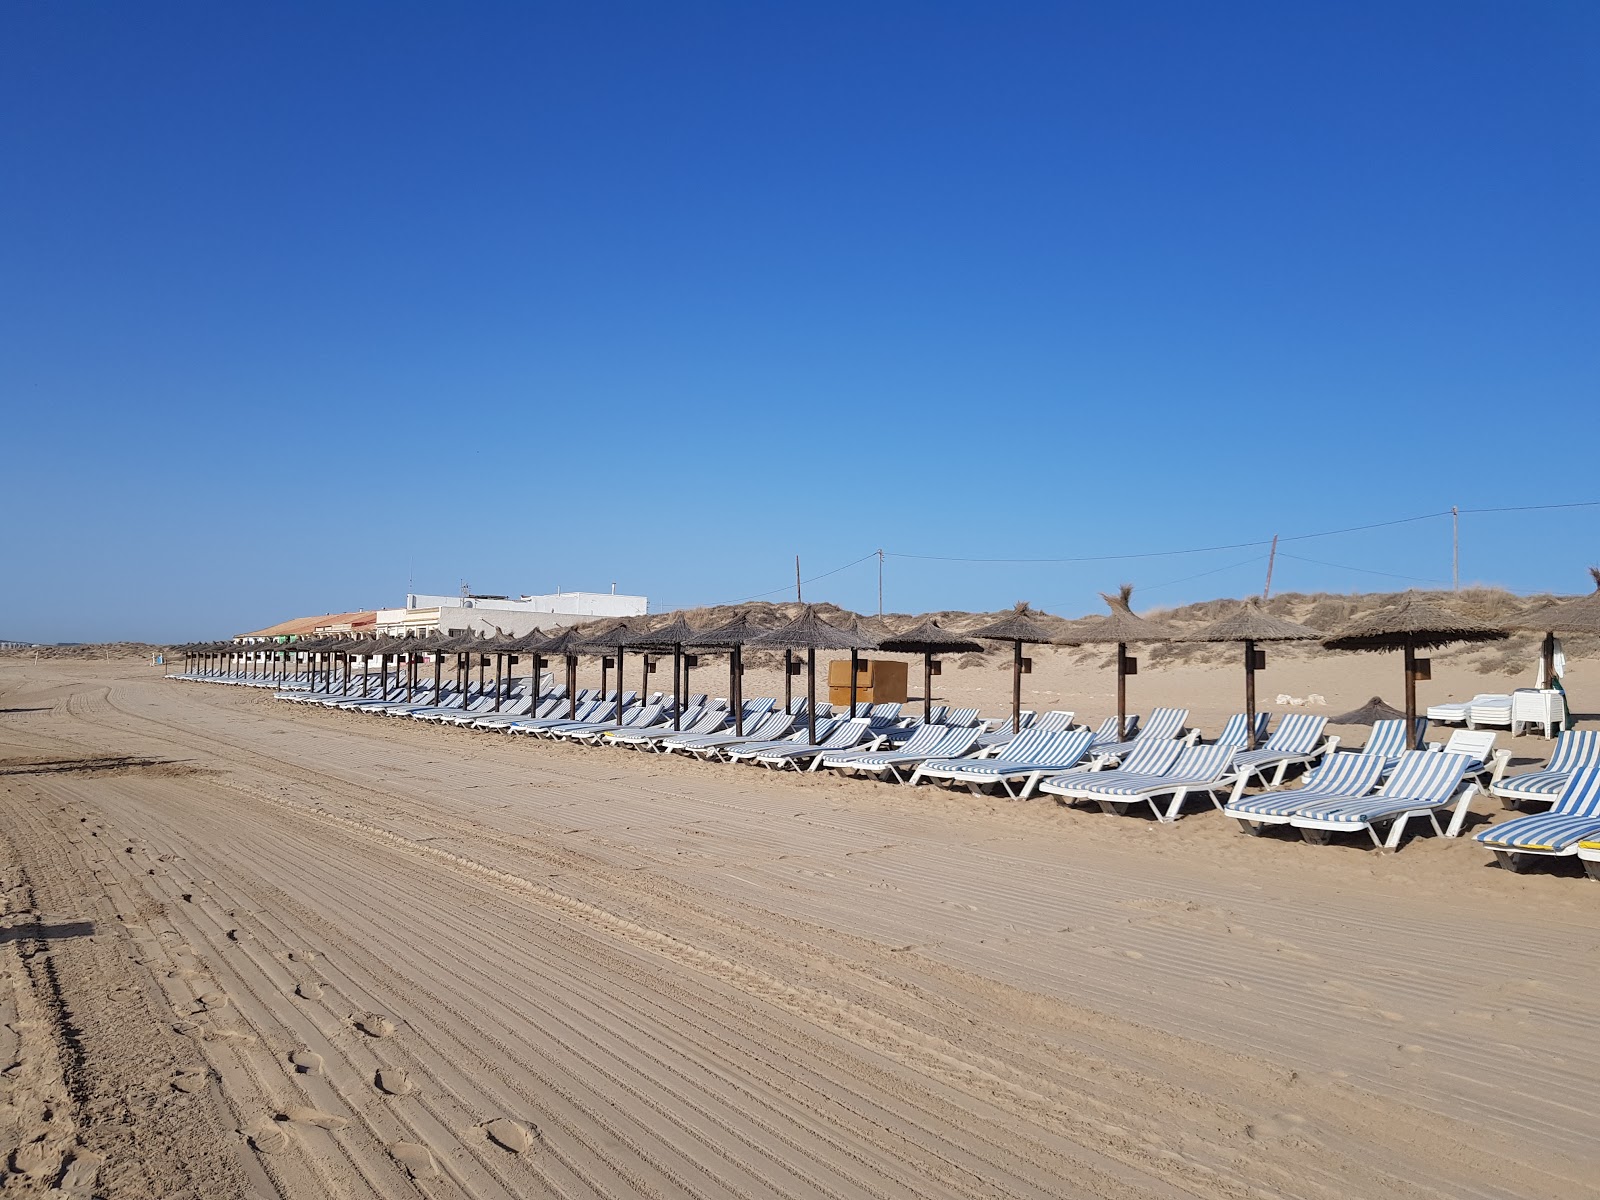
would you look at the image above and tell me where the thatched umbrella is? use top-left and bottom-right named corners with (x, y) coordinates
top-left (1327, 696), bottom-right (1407, 726)
top-left (876, 619), bottom-right (983, 722)
top-left (685, 614), bottom-right (763, 735)
top-left (1322, 594), bottom-right (1507, 749)
top-left (971, 603), bottom-right (1061, 733)
top-left (531, 626), bottom-right (589, 718)
top-left (1056, 586), bottom-right (1178, 742)
top-left (1506, 567), bottom-right (1600, 690)
top-left (1180, 599), bottom-right (1323, 748)
top-left (749, 606), bottom-right (879, 745)
top-left (580, 620), bottom-right (644, 726)
top-left (632, 614), bottom-right (697, 730)
top-left (508, 628), bottom-right (551, 709)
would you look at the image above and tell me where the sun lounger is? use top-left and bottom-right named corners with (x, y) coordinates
top-left (1428, 728), bottom-right (1505, 787)
top-left (976, 710), bottom-right (1071, 750)
top-left (1490, 730), bottom-right (1600, 811)
top-left (1213, 712), bottom-right (1271, 749)
top-left (470, 696), bottom-right (566, 729)
top-left (1475, 766), bottom-right (1600, 872)
top-left (721, 717), bottom-right (846, 762)
top-left (677, 712), bottom-right (798, 759)
top-left (1227, 713), bottom-right (1336, 791)
top-left (1041, 744), bottom-right (1238, 822)
top-left (745, 719), bottom-right (877, 769)
top-left (1424, 693), bottom-right (1508, 726)
top-left (978, 711), bottom-right (1036, 736)
top-left (1224, 752), bottom-right (1389, 834)
top-left (507, 699), bottom-right (613, 734)
top-left (551, 703), bottom-right (666, 742)
top-left (910, 729), bottom-right (1096, 799)
top-left (1283, 750), bottom-right (1477, 849)
top-left (604, 707), bottom-right (728, 749)
top-left (1035, 737), bottom-right (1182, 798)
top-left (1092, 707), bottom-right (1189, 762)
top-left (817, 724), bottom-right (981, 784)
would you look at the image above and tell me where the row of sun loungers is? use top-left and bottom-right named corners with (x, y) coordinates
top-left (172, 665), bottom-right (1598, 874)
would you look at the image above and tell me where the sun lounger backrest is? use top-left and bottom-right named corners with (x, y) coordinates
top-left (1547, 730), bottom-right (1600, 773)
top-left (1301, 753), bottom-right (1387, 796)
top-left (1002, 729), bottom-right (1091, 766)
top-left (1215, 714), bottom-right (1251, 748)
top-left (1137, 707), bottom-right (1189, 742)
top-left (824, 718), bottom-right (872, 748)
top-left (746, 712), bottom-right (795, 740)
top-left (1550, 766), bottom-right (1600, 816)
top-left (685, 709), bottom-right (729, 733)
top-left (1166, 745), bottom-right (1236, 781)
top-left (942, 707), bottom-right (980, 728)
top-left (1119, 738), bottom-right (1185, 775)
top-left (931, 727), bottom-right (982, 757)
top-left (896, 724), bottom-right (955, 755)
top-left (1363, 720), bottom-right (1409, 759)
top-left (1031, 710), bottom-right (1075, 733)
top-left (743, 697), bottom-right (777, 717)
top-left (1378, 751), bottom-right (1472, 802)
top-left (623, 704), bottom-right (664, 727)
top-left (1438, 729), bottom-right (1495, 764)
top-left (1089, 716), bottom-right (1122, 744)
top-left (1264, 713), bottom-right (1326, 754)
top-left (1002, 728), bottom-right (1071, 762)
top-left (870, 703), bottom-right (903, 721)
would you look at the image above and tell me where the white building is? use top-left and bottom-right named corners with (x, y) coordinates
top-left (376, 587), bottom-right (649, 638)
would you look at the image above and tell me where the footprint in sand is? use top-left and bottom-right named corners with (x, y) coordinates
top-left (195, 991), bottom-right (228, 1011)
top-left (390, 1141), bottom-right (436, 1178)
top-left (295, 982), bottom-right (323, 1001)
top-left (1244, 1112), bottom-right (1311, 1141)
top-left (286, 950), bottom-right (317, 964)
top-left (375, 1068), bottom-right (415, 1096)
top-left (59, 1149), bottom-right (102, 1189)
top-left (167, 967), bottom-right (200, 981)
top-left (11, 1142), bottom-right (59, 1179)
top-left (484, 1118), bottom-right (536, 1153)
top-left (289, 1050), bottom-right (324, 1075)
top-left (356, 1014), bottom-right (396, 1039)
top-left (225, 929), bottom-right (250, 943)
top-left (248, 1123), bottom-right (291, 1155)
top-left (171, 1069), bottom-right (209, 1094)
top-left (280, 1106), bottom-right (349, 1131)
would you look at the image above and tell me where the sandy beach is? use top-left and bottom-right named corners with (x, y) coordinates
top-left (0, 655), bottom-right (1596, 1198)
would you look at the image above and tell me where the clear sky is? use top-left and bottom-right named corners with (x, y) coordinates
top-left (4, 1), bottom-right (1597, 642)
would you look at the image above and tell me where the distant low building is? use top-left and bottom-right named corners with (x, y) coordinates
top-left (234, 611), bottom-right (377, 643)
top-left (377, 589), bottom-right (649, 638)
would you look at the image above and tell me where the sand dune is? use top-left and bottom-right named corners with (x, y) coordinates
top-left (0, 659), bottom-right (1594, 1198)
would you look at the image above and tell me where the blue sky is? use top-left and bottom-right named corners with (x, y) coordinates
top-left (4, 1), bottom-right (1597, 641)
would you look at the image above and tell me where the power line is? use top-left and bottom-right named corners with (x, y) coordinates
top-left (1275, 551), bottom-right (1451, 586)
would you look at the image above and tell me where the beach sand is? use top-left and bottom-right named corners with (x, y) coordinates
top-left (0, 655), bottom-right (1595, 1198)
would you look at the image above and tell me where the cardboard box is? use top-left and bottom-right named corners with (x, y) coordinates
top-left (825, 658), bottom-right (907, 704)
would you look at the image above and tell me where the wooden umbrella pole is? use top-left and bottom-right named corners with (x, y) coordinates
top-left (1404, 641), bottom-right (1419, 750)
top-left (734, 646), bottom-right (744, 736)
top-left (616, 648), bottom-right (625, 726)
top-left (567, 655), bottom-right (577, 718)
top-left (1543, 631), bottom-right (1557, 687)
top-left (924, 651), bottom-right (933, 722)
top-left (433, 654), bottom-right (442, 704)
top-left (1117, 642), bottom-right (1128, 742)
top-left (1012, 640), bottom-right (1022, 732)
top-left (672, 645), bottom-right (682, 731)
top-left (807, 647), bottom-right (817, 744)
top-left (850, 648), bottom-right (859, 717)
top-left (493, 653), bottom-right (503, 711)
top-left (1244, 638), bottom-right (1258, 750)
top-left (784, 649), bottom-right (792, 713)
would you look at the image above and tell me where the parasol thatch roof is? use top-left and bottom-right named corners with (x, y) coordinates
top-left (970, 602), bottom-right (1059, 645)
top-left (629, 614), bottom-right (697, 648)
top-left (533, 625), bottom-right (589, 657)
top-left (1321, 593), bottom-right (1507, 652)
top-left (748, 605), bottom-right (879, 652)
top-left (1181, 597), bottom-right (1323, 644)
top-left (684, 613), bottom-right (763, 648)
top-left (1327, 696), bottom-right (1407, 726)
top-left (875, 618), bottom-right (984, 655)
top-left (576, 620), bottom-right (642, 652)
top-left (1056, 585), bottom-right (1177, 646)
top-left (1505, 567), bottom-right (1600, 636)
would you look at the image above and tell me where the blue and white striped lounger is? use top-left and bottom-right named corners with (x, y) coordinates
top-left (1489, 730), bottom-right (1600, 810)
top-left (1041, 744), bottom-right (1238, 822)
top-left (1287, 750), bottom-right (1476, 849)
top-left (910, 729), bottom-right (1095, 799)
top-left (721, 718), bottom-right (844, 763)
top-left (817, 725), bottom-right (981, 784)
top-left (605, 707), bottom-right (727, 749)
top-left (1223, 753), bottom-right (1388, 833)
top-left (747, 719), bottom-right (876, 769)
top-left (1227, 713), bottom-right (1334, 791)
top-left (1475, 766), bottom-right (1600, 871)
top-left (1093, 707), bottom-right (1187, 761)
top-left (1036, 737), bottom-right (1184, 803)
top-left (1213, 712), bottom-right (1272, 749)
top-left (679, 712), bottom-right (798, 760)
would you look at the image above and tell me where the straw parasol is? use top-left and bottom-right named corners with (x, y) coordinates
top-left (970, 603), bottom-right (1059, 733)
top-left (1506, 567), bottom-right (1600, 689)
top-left (876, 619), bottom-right (983, 722)
top-left (579, 620), bottom-right (644, 725)
top-left (631, 614), bottom-right (697, 730)
top-left (1180, 599), bottom-right (1323, 748)
top-left (533, 625), bottom-right (590, 718)
top-left (1056, 586), bottom-right (1178, 741)
top-left (748, 606), bottom-right (878, 745)
top-left (686, 614), bottom-right (764, 735)
top-left (1322, 594), bottom-right (1507, 749)
top-left (1327, 696), bottom-right (1407, 726)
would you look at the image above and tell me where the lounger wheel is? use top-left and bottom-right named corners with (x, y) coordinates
top-left (1492, 850), bottom-right (1530, 874)
top-left (1300, 828), bottom-right (1335, 846)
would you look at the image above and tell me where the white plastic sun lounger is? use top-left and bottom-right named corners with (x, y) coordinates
top-left (1224, 752), bottom-right (1389, 834)
top-left (746, 719), bottom-right (877, 769)
top-left (470, 696), bottom-right (565, 729)
top-left (1428, 729), bottom-right (1505, 787)
top-left (678, 712), bottom-right (798, 759)
top-left (817, 725), bottom-right (981, 784)
top-left (550, 703), bottom-right (666, 742)
top-left (910, 729), bottom-right (1096, 799)
top-left (603, 707), bottom-right (728, 749)
top-left (1041, 744), bottom-right (1239, 822)
top-left (1424, 693), bottom-right (1509, 726)
top-left (1212, 712), bottom-right (1272, 749)
top-left (1475, 766), bottom-right (1600, 872)
top-left (720, 718), bottom-right (845, 762)
top-left (1035, 737), bottom-right (1183, 802)
top-left (975, 710), bottom-right (1071, 750)
top-left (1227, 713), bottom-right (1336, 792)
top-left (1285, 750), bottom-right (1477, 850)
top-left (1490, 730), bottom-right (1600, 811)
top-left (1092, 707), bottom-right (1189, 762)
top-left (508, 699), bottom-right (613, 734)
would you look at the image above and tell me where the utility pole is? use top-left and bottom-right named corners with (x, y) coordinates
top-left (795, 555), bottom-right (802, 603)
top-left (1452, 506), bottom-right (1460, 590)
top-left (877, 549), bottom-right (884, 615)
top-left (1262, 534), bottom-right (1279, 599)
